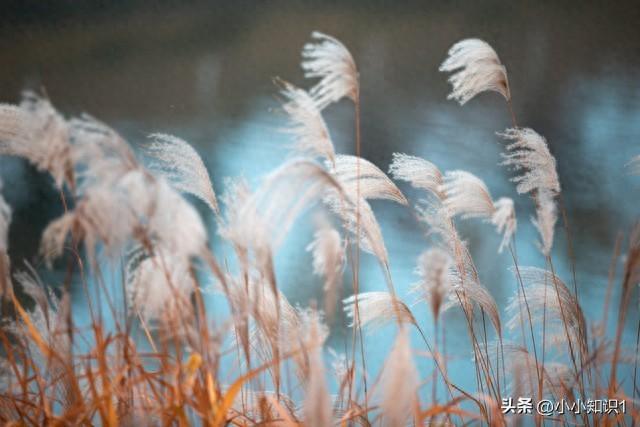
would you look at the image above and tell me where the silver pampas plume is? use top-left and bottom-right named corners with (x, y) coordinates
top-left (499, 128), bottom-right (560, 195)
top-left (144, 133), bottom-right (219, 215)
top-left (343, 291), bottom-right (416, 331)
top-left (301, 31), bottom-right (359, 110)
top-left (0, 92), bottom-right (74, 188)
top-left (378, 327), bottom-right (418, 426)
top-left (278, 80), bottom-right (336, 163)
top-left (388, 152), bottom-right (444, 198)
top-left (306, 218), bottom-right (345, 319)
top-left (439, 39), bottom-right (510, 105)
top-left (440, 170), bottom-right (516, 253)
top-left (412, 248), bottom-right (454, 321)
top-left (500, 128), bottom-right (560, 256)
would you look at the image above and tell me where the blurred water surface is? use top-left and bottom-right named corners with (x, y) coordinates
top-left (1, 1), bottom-right (640, 396)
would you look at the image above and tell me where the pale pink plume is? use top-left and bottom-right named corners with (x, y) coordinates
top-left (0, 92), bottom-right (73, 188)
top-left (506, 267), bottom-right (586, 354)
top-left (300, 309), bottom-right (333, 427)
top-left (0, 180), bottom-right (11, 252)
top-left (301, 31), bottom-right (359, 109)
top-left (144, 133), bottom-right (219, 215)
top-left (126, 247), bottom-right (196, 322)
top-left (306, 217), bottom-right (345, 318)
top-left (324, 190), bottom-right (389, 268)
top-left (378, 327), bottom-right (418, 426)
top-left (499, 127), bottom-right (560, 195)
top-left (41, 170), bottom-right (207, 265)
top-left (440, 170), bottom-right (516, 253)
top-left (329, 154), bottom-right (408, 205)
top-left (531, 189), bottom-right (557, 257)
top-left (491, 197), bottom-right (517, 253)
top-left (343, 291), bottom-right (416, 331)
top-left (388, 152), bottom-right (443, 198)
top-left (278, 80), bottom-right (336, 163)
top-left (0, 181), bottom-right (10, 297)
top-left (412, 248), bottom-right (454, 320)
top-left (439, 38), bottom-right (510, 105)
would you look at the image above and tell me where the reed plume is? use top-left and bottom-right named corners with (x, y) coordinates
top-left (440, 170), bottom-right (516, 252)
top-left (278, 79), bottom-right (336, 163)
top-left (343, 291), bottom-right (416, 331)
top-left (301, 31), bottom-right (359, 109)
top-left (0, 92), bottom-right (74, 188)
top-left (144, 133), bottom-right (219, 215)
top-left (439, 39), bottom-right (510, 105)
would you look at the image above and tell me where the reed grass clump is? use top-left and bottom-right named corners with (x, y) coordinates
top-left (0, 32), bottom-right (637, 426)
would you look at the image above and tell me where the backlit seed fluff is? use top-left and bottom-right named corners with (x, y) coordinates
top-left (439, 38), bottom-right (510, 105)
top-left (500, 128), bottom-right (560, 195)
top-left (278, 80), bottom-right (336, 163)
top-left (492, 197), bottom-right (517, 253)
top-left (301, 32), bottom-right (359, 110)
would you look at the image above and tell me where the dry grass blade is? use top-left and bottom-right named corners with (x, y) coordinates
top-left (144, 133), bottom-right (219, 215)
top-left (301, 31), bottom-right (359, 109)
top-left (0, 182), bottom-right (11, 297)
top-left (439, 39), bottom-right (510, 105)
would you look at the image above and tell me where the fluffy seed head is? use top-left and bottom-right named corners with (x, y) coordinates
top-left (302, 31), bottom-right (359, 109)
top-left (439, 38), bottom-right (510, 105)
top-left (500, 127), bottom-right (560, 195)
top-left (144, 133), bottom-right (218, 215)
top-left (278, 80), bottom-right (335, 163)
top-left (388, 152), bottom-right (443, 198)
top-left (343, 291), bottom-right (416, 331)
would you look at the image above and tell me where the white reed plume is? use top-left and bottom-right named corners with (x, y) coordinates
top-left (69, 115), bottom-right (138, 191)
top-left (307, 217), bottom-right (345, 318)
top-left (388, 152), bottom-right (444, 197)
top-left (440, 170), bottom-right (516, 253)
top-left (41, 170), bottom-right (207, 264)
top-left (532, 189), bottom-right (557, 257)
top-left (329, 155), bottom-right (408, 205)
top-left (144, 133), bottom-right (219, 215)
top-left (126, 248), bottom-right (196, 322)
top-left (0, 181), bottom-right (10, 252)
top-left (492, 197), bottom-right (517, 252)
top-left (0, 92), bottom-right (73, 187)
top-left (448, 265), bottom-right (502, 335)
top-left (497, 344), bottom-right (574, 398)
top-left (301, 31), bottom-right (359, 109)
top-left (439, 38), bottom-right (510, 105)
top-left (499, 128), bottom-right (560, 195)
top-left (506, 267), bottom-right (586, 352)
top-left (302, 311), bottom-right (333, 427)
top-left (440, 170), bottom-right (495, 219)
top-left (0, 181), bottom-right (10, 297)
top-left (343, 291), bottom-right (416, 331)
top-left (378, 327), bottom-right (418, 426)
top-left (278, 80), bottom-right (335, 163)
top-left (412, 248), bottom-right (454, 320)
top-left (324, 190), bottom-right (389, 268)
